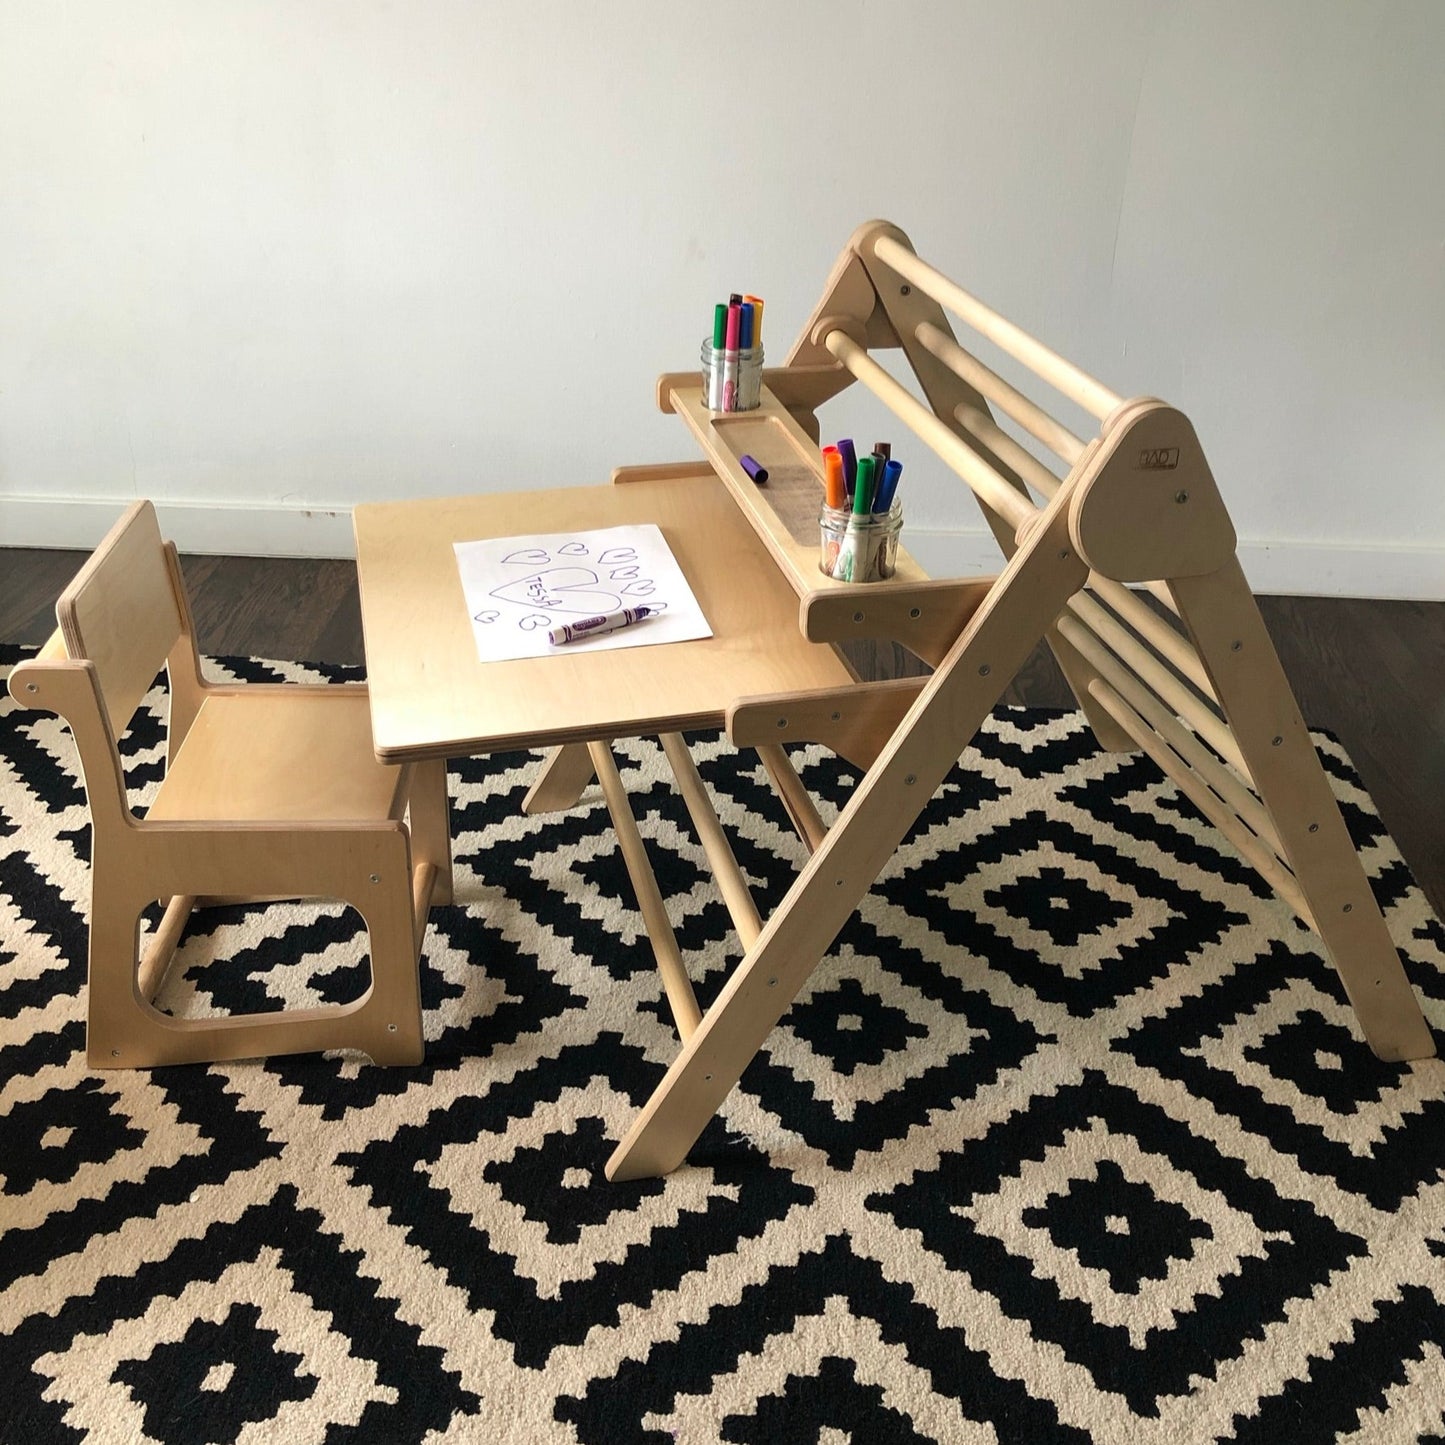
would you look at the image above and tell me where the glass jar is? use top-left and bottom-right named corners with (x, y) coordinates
top-left (700, 340), bottom-right (764, 412)
top-left (819, 501), bottom-right (903, 582)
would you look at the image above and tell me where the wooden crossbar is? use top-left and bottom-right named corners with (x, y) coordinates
top-left (824, 329), bottom-right (1036, 532)
top-left (921, 323), bottom-right (1088, 465)
top-left (871, 232), bottom-right (1123, 420)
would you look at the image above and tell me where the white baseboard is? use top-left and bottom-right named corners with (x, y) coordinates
top-left (904, 528), bottom-right (1444, 601)
top-left (0, 496), bottom-right (358, 559)
top-left (3, 495), bottom-right (1441, 600)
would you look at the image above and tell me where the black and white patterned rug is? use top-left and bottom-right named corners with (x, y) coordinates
top-left (2, 643), bottom-right (1444, 1444)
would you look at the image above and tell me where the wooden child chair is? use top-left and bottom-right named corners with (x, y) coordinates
top-left (595, 219), bottom-right (1435, 1179)
top-left (7, 501), bottom-right (452, 1068)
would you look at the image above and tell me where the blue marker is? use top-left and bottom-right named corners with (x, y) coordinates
top-left (874, 458), bottom-right (903, 512)
top-left (739, 302), bottom-right (755, 351)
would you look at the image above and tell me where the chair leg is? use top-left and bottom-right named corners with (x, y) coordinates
top-left (409, 757), bottom-right (454, 906)
top-left (85, 874), bottom-right (150, 1068)
top-left (522, 743), bottom-right (596, 815)
top-left (352, 869), bottom-right (426, 1066)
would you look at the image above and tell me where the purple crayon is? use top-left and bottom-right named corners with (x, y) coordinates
top-left (547, 606), bottom-right (655, 647)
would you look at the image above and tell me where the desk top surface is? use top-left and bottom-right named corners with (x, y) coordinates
top-left (353, 474), bottom-right (856, 761)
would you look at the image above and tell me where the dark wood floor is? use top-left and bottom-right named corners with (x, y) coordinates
top-left (4, 545), bottom-right (1441, 918)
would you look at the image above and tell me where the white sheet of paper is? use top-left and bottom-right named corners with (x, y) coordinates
top-left (453, 524), bottom-right (713, 663)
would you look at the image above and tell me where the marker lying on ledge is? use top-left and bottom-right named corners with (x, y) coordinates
top-left (739, 454), bottom-right (768, 484)
top-left (547, 606), bottom-right (656, 647)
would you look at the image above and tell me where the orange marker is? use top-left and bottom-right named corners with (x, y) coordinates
top-left (743, 295), bottom-right (764, 349)
top-left (822, 447), bottom-right (847, 509)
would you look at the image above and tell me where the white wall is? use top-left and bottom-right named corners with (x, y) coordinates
top-left (1, 0), bottom-right (1441, 597)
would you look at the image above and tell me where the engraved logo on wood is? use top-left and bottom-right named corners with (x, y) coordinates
top-left (1138, 447), bottom-right (1181, 470)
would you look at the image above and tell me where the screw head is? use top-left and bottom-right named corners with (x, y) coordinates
top-left (1271, 736), bottom-right (1283, 747)
top-left (831, 711), bottom-right (841, 721)
top-left (1175, 490), bottom-right (1190, 504)
top-left (900, 284), bottom-right (912, 296)
top-left (776, 717), bottom-right (788, 729)
top-left (767, 978), bottom-right (778, 987)
top-left (909, 607), bottom-right (921, 619)
top-left (387, 1023), bottom-right (397, 1032)
top-left (111, 1048), bottom-right (120, 1058)
top-left (978, 664), bottom-right (991, 676)
top-left (1308, 822), bottom-right (1319, 833)
top-left (904, 774), bottom-right (917, 786)
top-left (369, 873), bottom-right (381, 884)
top-left (1231, 640), bottom-right (1242, 652)
top-left (853, 611), bottom-right (864, 623)
top-left (25, 682), bottom-right (38, 693)
top-left (1343, 903), bottom-right (1354, 913)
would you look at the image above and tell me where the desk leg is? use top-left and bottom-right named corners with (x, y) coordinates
top-left (522, 744), bottom-right (596, 814)
top-left (607, 508), bottom-right (1088, 1179)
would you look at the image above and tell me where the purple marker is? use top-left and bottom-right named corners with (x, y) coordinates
top-left (740, 454), bottom-right (768, 484)
top-left (836, 438), bottom-right (858, 497)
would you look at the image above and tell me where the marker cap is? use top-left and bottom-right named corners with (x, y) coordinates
top-left (822, 449), bottom-right (846, 509)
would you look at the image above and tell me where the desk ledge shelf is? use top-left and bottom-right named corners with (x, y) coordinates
top-left (663, 380), bottom-right (994, 665)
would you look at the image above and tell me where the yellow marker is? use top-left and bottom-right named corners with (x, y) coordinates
top-left (743, 295), bottom-right (764, 350)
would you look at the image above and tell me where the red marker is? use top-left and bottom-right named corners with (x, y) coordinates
top-left (722, 303), bottom-right (742, 411)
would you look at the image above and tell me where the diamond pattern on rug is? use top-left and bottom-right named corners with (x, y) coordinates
top-left (558, 1233), bottom-right (1093, 1445)
top-left (876, 1071), bottom-right (1372, 1416)
top-left (340, 1034), bottom-right (809, 1369)
top-left (2, 644), bottom-right (1443, 1443)
top-left (10, 1186), bottom-right (475, 1442)
top-left (1120, 935), bottom-right (1445, 1210)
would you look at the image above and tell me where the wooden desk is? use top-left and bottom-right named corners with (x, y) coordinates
top-left (353, 474), bottom-right (856, 762)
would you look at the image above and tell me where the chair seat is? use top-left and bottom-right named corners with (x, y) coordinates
top-left (147, 687), bottom-right (408, 823)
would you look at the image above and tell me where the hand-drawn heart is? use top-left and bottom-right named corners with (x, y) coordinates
top-left (621, 580), bottom-right (656, 597)
top-left (597, 548), bottom-right (638, 565)
top-left (609, 566), bottom-right (640, 580)
top-left (491, 567), bottom-right (621, 615)
top-left (558, 542), bottom-right (589, 556)
top-left (501, 548), bottom-right (552, 566)
top-left (518, 613), bottom-right (553, 631)
top-left (472, 609), bottom-right (500, 625)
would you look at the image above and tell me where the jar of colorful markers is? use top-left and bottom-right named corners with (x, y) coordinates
top-left (817, 444), bottom-right (904, 582)
top-left (700, 340), bottom-right (763, 413)
top-left (818, 500), bottom-right (903, 582)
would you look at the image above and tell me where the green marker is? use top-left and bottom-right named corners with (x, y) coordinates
top-left (853, 454), bottom-right (877, 513)
top-left (712, 303), bottom-right (728, 350)
top-left (835, 455), bottom-right (878, 582)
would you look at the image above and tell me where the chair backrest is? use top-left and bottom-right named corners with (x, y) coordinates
top-left (56, 501), bottom-right (186, 741)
